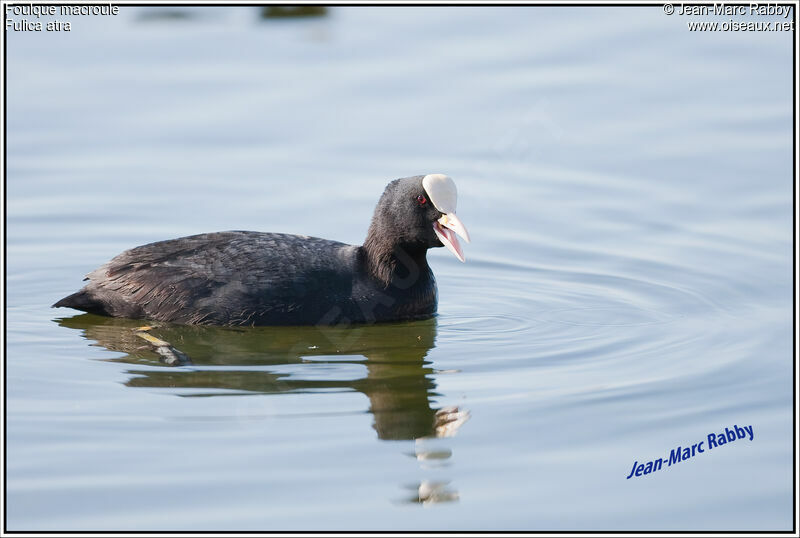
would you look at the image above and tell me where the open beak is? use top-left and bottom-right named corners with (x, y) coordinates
top-left (433, 213), bottom-right (471, 262)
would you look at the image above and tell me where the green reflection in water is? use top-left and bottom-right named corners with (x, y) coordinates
top-left (57, 314), bottom-right (447, 441)
top-left (56, 314), bottom-right (468, 504)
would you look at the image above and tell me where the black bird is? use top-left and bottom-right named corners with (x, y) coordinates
top-left (53, 174), bottom-right (470, 326)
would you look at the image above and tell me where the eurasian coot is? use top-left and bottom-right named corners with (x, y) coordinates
top-left (54, 174), bottom-right (470, 326)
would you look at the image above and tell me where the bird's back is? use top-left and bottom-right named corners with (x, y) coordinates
top-left (54, 231), bottom-right (360, 326)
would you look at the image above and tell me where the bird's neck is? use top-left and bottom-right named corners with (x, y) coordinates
top-left (361, 232), bottom-right (430, 288)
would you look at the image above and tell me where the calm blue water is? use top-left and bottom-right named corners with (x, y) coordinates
top-left (6, 6), bottom-right (794, 531)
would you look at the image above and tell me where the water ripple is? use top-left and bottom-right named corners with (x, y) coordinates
top-left (533, 305), bottom-right (678, 327)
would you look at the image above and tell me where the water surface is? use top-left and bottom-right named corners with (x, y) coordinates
top-left (5, 6), bottom-right (794, 531)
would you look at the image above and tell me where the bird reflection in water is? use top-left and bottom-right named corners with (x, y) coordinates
top-left (55, 314), bottom-right (469, 504)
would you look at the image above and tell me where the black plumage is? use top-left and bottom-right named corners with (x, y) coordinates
top-left (53, 175), bottom-right (469, 326)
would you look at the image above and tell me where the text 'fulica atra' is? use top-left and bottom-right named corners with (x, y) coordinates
top-left (54, 174), bottom-right (470, 326)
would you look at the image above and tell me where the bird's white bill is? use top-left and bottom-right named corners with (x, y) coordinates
top-left (433, 213), bottom-right (470, 262)
top-left (438, 213), bottom-right (470, 244)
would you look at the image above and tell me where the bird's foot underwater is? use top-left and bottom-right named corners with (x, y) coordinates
top-left (133, 326), bottom-right (193, 366)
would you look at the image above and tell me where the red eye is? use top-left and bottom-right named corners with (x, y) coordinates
top-left (417, 194), bottom-right (427, 206)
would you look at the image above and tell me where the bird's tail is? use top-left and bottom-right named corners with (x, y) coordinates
top-left (52, 289), bottom-right (105, 315)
